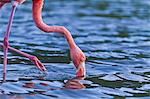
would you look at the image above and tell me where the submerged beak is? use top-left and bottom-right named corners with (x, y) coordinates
top-left (76, 62), bottom-right (86, 77)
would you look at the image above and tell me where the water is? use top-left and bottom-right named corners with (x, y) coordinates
top-left (0, 0), bottom-right (150, 98)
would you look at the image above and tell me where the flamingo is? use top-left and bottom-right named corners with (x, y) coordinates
top-left (0, 0), bottom-right (86, 81)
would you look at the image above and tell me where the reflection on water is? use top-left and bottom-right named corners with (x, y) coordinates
top-left (0, 0), bottom-right (150, 98)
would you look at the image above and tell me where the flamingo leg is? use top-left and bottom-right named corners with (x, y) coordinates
top-left (0, 43), bottom-right (46, 71)
top-left (2, 1), bottom-right (42, 81)
top-left (3, 1), bottom-right (19, 81)
top-left (0, 1), bottom-right (46, 81)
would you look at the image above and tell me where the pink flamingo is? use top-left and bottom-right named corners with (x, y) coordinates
top-left (0, 0), bottom-right (86, 81)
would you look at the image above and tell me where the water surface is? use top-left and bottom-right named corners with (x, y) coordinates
top-left (0, 0), bottom-right (150, 98)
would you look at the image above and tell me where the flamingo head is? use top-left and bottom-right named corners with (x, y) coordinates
top-left (70, 46), bottom-right (86, 77)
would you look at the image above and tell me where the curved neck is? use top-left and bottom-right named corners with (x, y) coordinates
top-left (32, 0), bottom-right (76, 49)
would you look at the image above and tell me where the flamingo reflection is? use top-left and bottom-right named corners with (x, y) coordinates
top-left (23, 77), bottom-right (85, 90)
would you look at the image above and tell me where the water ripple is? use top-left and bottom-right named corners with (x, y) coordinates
top-left (0, 0), bottom-right (150, 98)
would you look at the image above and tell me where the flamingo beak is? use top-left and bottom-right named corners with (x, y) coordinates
top-left (76, 62), bottom-right (86, 77)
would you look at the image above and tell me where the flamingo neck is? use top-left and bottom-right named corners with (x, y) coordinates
top-left (32, 0), bottom-right (76, 49)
